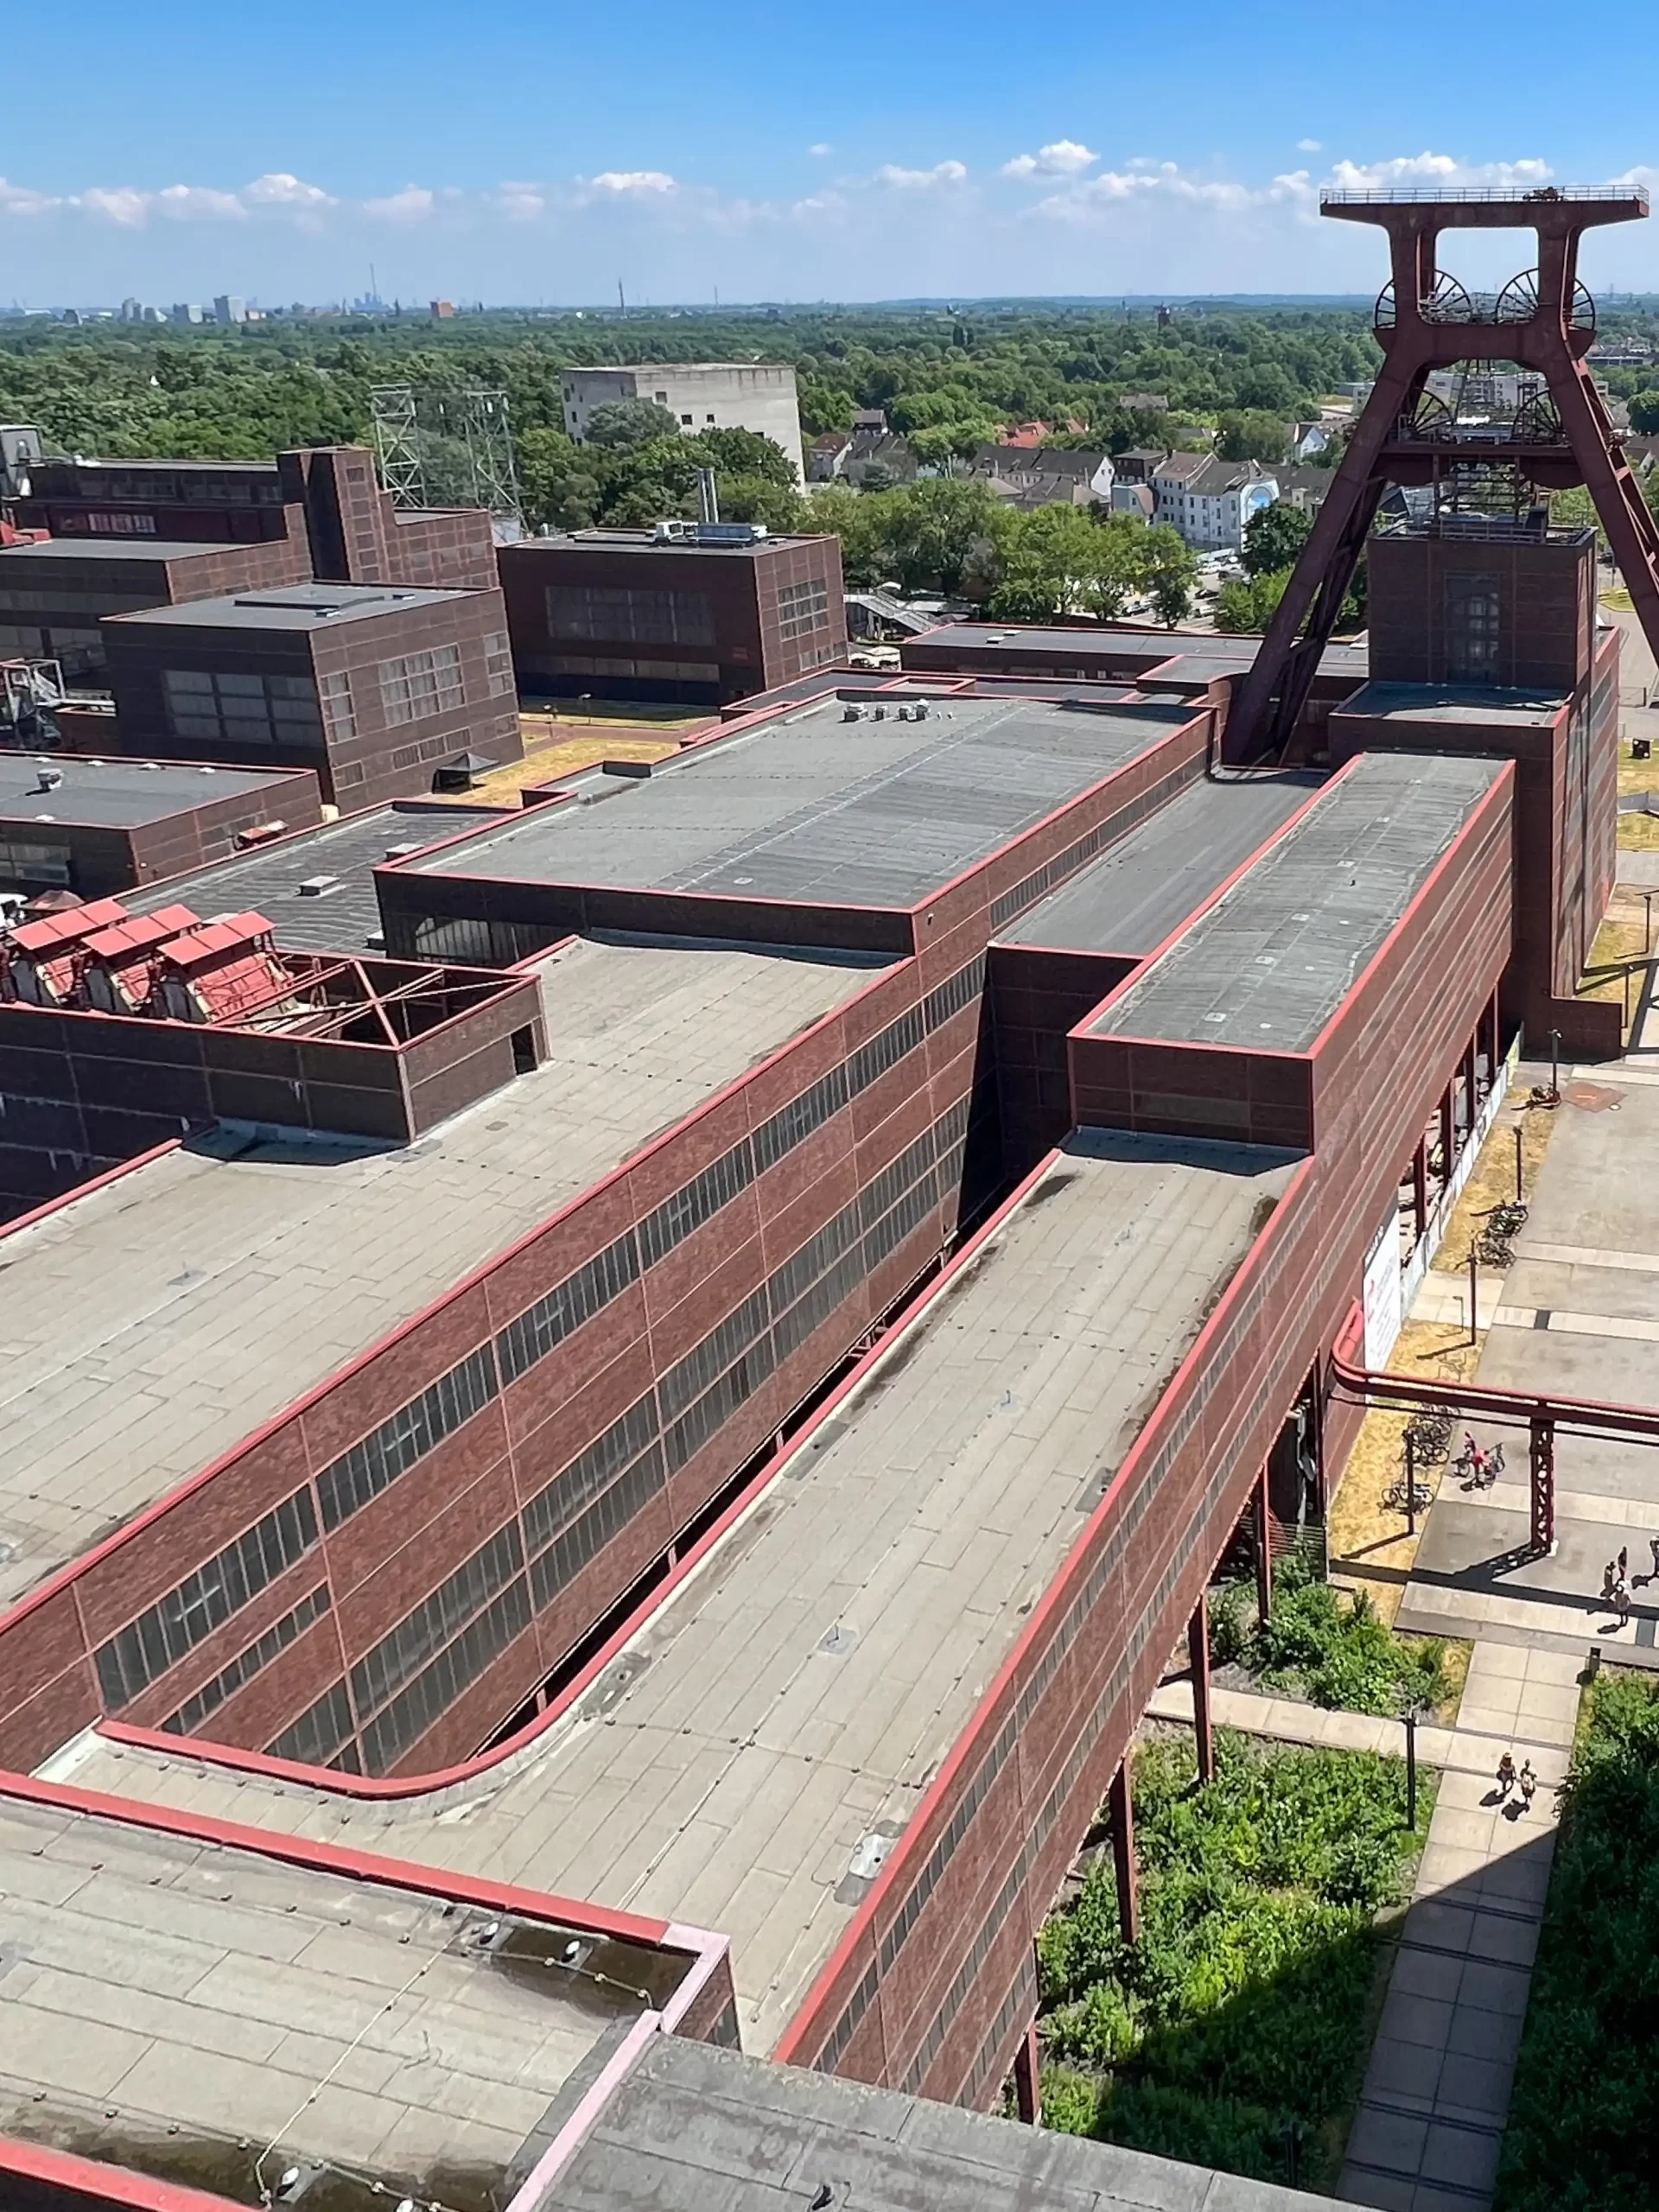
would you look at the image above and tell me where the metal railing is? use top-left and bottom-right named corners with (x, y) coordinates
top-left (1324, 184), bottom-right (1649, 208)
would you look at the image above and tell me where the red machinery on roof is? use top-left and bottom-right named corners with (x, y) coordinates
top-left (150, 911), bottom-right (289, 1025)
top-left (1, 898), bottom-right (130, 1005)
top-left (79, 905), bottom-right (203, 1014)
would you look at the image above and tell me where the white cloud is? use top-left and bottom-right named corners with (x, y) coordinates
top-left (875, 160), bottom-right (968, 189)
top-left (809, 143), bottom-right (833, 157)
top-left (587, 170), bottom-right (677, 195)
top-left (243, 172), bottom-right (335, 209)
top-left (362, 184), bottom-right (435, 221)
top-left (74, 187), bottom-right (153, 227)
top-left (494, 182), bottom-right (546, 222)
top-left (1297, 138), bottom-right (1322, 153)
top-left (0, 177), bottom-right (59, 216)
top-left (1003, 139), bottom-right (1098, 180)
top-left (1325, 151), bottom-right (1551, 191)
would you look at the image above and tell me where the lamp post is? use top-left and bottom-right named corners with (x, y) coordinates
top-left (1405, 1706), bottom-right (1421, 1833)
top-left (1405, 1427), bottom-right (1417, 1540)
top-left (1548, 1028), bottom-right (1561, 1105)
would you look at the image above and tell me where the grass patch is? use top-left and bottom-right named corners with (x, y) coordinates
top-left (1431, 1082), bottom-right (1555, 1274)
top-left (1211, 1558), bottom-right (1451, 1717)
top-left (1040, 1731), bottom-right (1432, 2191)
top-left (1577, 913), bottom-right (1649, 1041)
top-left (1497, 1670), bottom-right (1659, 2212)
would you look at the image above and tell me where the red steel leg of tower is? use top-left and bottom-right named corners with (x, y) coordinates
top-left (1547, 357), bottom-right (1659, 665)
top-left (1530, 1416), bottom-right (1556, 1554)
top-left (1109, 1764), bottom-right (1139, 1946)
top-left (1014, 2020), bottom-right (1041, 2124)
top-left (1189, 1593), bottom-right (1215, 1783)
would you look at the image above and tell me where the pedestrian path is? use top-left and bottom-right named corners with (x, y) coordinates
top-left (1150, 1645), bottom-right (1581, 2212)
top-left (1338, 1643), bottom-right (1580, 2212)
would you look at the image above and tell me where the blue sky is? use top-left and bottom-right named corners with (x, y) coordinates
top-left (7, 0), bottom-right (1659, 307)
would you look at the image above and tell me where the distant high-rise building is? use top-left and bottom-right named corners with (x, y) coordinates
top-left (118, 296), bottom-right (143, 322)
top-left (430, 299), bottom-right (456, 320)
top-left (213, 295), bottom-right (246, 326)
top-left (170, 302), bottom-right (205, 326)
top-left (141, 306), bottom-right (168, 325)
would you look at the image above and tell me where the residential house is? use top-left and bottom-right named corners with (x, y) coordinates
top-left (1113, 448), bottom-right (1167, 486)
top-left (1288, 421), bottom-right (1330, 461)
top-left (965, 445), bottom-right (1114, 509)
top-left (840, 429), bottom-right (918, 488)
top-left (1110, 482), bottom-right (1156, 521)
top-left (808, 431), bottom-right (854, 482)
top-left (1273, 465), bottom-right (1336, 518)
top-left (1154, 454), bottom-right (1279, 550)
top-left (1119, 393), bottom-right (1168, 413)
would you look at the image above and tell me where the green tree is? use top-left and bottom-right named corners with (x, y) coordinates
top-left (1143, 525), bottom-right (1200, 626)
top-left (714, 472), bottom-right (807, 532)
top-left (986, 505), bottom-right (1109, 620)
top-left (1627, 389), bottom-right (1659, 435)
top-left (874, 477), bottom-right (1012, 595)
top-left (1216, 410), bottom-right (1290, 463)
top-left (583, 397), bottom-right (683, 450)
top-left (687, 425), bottom-right (797, 486)
top-left (1241, 499), bottom-right (1314, 578)
top-left (801, 485), bottom-right (886, 585)
top-left (1216, 569), bottom-right (1291, 633)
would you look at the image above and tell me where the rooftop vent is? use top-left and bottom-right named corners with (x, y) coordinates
top-left (296, 874), bottom-right (341, 898)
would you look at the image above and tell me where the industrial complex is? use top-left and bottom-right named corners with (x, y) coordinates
top-left (1, 185), bottom-right (1658, 2212)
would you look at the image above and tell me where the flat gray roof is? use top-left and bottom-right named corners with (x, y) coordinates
top-left (542, 2035), bottom-right (1349, 2212)
top-left (1090, 752), bottom-right (1503, 1051)
top-left (1333, 680), bottom-right (1568, 730)
top-left (524, 530), bottom-right (830, 556)
top-left (0, 935), bottom-right (882, 1608)
top-left (105, 582), bottom-right (474, 633)
top-left (0, 1789), bottom-right (671, 2212)
top-left (52, 1131), bottom-right (1297, 2056)
top-left (127, 801), bottom-right (512, 953)
top-left (410, 695), bottom-right (1201, 908)
top-left (0, 537), bottom-right (249, 565)
top-left (1000, 772), bottom-right (1319, 957)
top-left (0, 755), bottom-right (293, 830)
top-left (912, 622), bottom-right (1370, 677)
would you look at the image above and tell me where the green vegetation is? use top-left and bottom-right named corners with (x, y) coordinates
top-left (1241, 499), bottom-right (1314, 577)
top-left (1040, 1731), bottom-right (1429, 2190)
top-left (1497, 1671), bottom-right (1659, 2212)
top-left (1209, 1561), bottom-right (1450, 1716)
top-left (1216, 569), bottom-right (1290, 634)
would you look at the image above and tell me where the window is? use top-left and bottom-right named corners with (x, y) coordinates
top-left (777, 576), bottom-right (831, 644)
top-left (483, 630), bottom-right (515, 697)
top-left (86, 510), bottom-right (156, 535)
top-left (378, 643), bottom-right (464, 725)
top-left (352, 1523), bottom-right (524, 1721)
top-left (359, 1578), bottom-right (532, 1773)
top-left (267, 1681), bottom-right (356, 1768)
top-left (681, 413), bottom-right (694, 426)
top-left (94, 1489), bottom-right (320, 1708)
top-left (0, 836), bottom-right (71, 887)
top-left (159, 1586), bottom-right (331, 1737)
top-left (316, 1343), bottom-right (498, 1531)
top-left (544, 585), bottom-right (715, 650)
top-left (319, 668), bottom-right (356, 741)
top-left (162, 669), bottom-right (321, 751)
top-left (1446, 572), bottom-right (1501, 682)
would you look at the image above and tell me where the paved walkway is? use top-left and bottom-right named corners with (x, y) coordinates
top-left (1154, 1648), bottom-right (1579, 2212)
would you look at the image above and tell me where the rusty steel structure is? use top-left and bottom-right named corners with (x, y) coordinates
top-left (1227, 184), bottom-right (1659, 760)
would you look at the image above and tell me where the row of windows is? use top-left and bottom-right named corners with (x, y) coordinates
top-left (497, 1233), bottom-right (639, 1385)
top-left (380, 643), bottom-right (465, 726)
top-left (359, 1577), bottom-right (534, 1774)
top-left (316, 1344), bottom-right (497, 1532)
top-left (157, 1586), bottom-right (331, 1738)
top-left (95, 1489), bottom-right (320, 1709)
top-left (267, 1679), bottom-right (358, 1769)
top-left (545, 584), bottom-right (716, 649)
top-left (229, 1096), bottom-right (969, 1772)
top-left (163, 668), bottom-right (321, 753)
top-left (776, 576), bottom-right (831, 643)
top-left (350, 1522), bottom-right (524, 1723)
top-left (156, 1592), bottom-right (334, 1743)
top-left (523, 1395), bottom-right (661, 1560)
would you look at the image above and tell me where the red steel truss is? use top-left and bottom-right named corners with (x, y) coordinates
top-left (1225, 185), bottom-right (1659, 761)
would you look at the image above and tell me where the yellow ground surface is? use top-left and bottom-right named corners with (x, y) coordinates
top-left (1578, 910), bottom-right (1650, 1040)
top-left (428, 708), bottom-right (696, 808)
top-left (1618, 811), bottom-right (1659, 850)
top-left (1430, 1081), bottom-right (1558, 1273)
top-left (1601, 587), bottom-right (1636, 613)
top-left (1328, 1319), bottom-right (1485, 1637)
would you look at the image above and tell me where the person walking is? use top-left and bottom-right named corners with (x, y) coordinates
top-left (1649, 1534), bottom-right (1659, 1584)
top-left (1497, 1750), bottom-right (1516, 1796)
top-left (1618, 1545), bottom-right (1629, 1583)
top-left (1615, 1579), bottom-right (1631, 1629)
top-left (1518, 1760), bottom-right (1537, 1813)
top-left (1603, 1560), bottom-right (1618, 1601)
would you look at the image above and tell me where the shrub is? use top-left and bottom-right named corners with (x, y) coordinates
top-left (1041, 1732), bottom-right (1426, 2187)
top-left (1497, 1673), bottom-right (1659, 2211)
top-left (1216, 1567), bottom-right (1449, 1717)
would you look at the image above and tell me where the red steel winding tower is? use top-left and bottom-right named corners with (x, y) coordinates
top-left (1225, 184), bottom-right (1659, 760)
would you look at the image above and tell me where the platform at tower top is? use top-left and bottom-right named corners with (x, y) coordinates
top-left (1320, 183), bottom-right (1648, 225)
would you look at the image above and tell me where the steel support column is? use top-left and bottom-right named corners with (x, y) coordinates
top-left (1412, 1138), bottom-right (1429, 1245)
top-left (1014, 2020), bottom-right (1041, 2124)
top-left (1439, 1085), bottom-right (1456, 1197)
top-left (1189, 1592), bottom-right (1215, 1783)
top-left (1255, 1462), bottom-right (1274, 1627)
top-left (1530, 1415), bottom-right (1556, 1554)
top-left (1109, 1764), bottom-right (1138, 1946)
